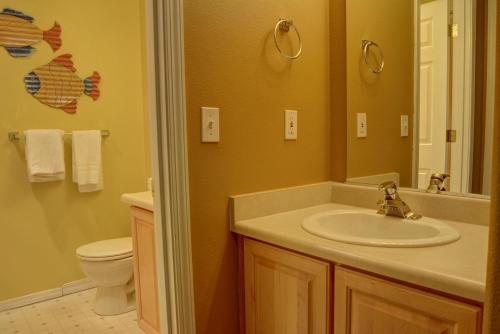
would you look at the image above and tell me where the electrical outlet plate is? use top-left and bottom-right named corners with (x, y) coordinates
top-left (201, 107), bottom-right (220, 142)
top-left (285, 110), bottom-right (298, 140)
top-left (357, 113), bottom-right (367, 138)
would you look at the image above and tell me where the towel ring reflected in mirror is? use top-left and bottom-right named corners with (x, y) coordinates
top-left (274, 19), bottom-right (303, 60)
top-left (362, 40), bottom-right (385, 74)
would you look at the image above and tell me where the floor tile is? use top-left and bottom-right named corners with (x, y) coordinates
top-left (0, 289), bottom-right (143, 334)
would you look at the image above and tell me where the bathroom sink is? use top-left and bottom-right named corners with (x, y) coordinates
top-left (302, 210), bottom-right (460, 247)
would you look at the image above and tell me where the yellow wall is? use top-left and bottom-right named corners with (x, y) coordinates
top-left (183, 0), bottom-right (331, 332)
top-left (346, 0), bottom-right (414, 186)
top-left (0, 0), bottom-right (150, 300)
top-left (139, 1), bottom-right (152, 174)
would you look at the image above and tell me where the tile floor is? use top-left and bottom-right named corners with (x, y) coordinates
top-left (0, 289), bottom-right (144, 334)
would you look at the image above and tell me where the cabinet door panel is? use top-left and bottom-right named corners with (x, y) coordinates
top-left (244, 239), bottom-right (330, 334)
top-left (335, 267), bottom-right (481, 334)
top-left (131, 207), bottom-right (160, 334)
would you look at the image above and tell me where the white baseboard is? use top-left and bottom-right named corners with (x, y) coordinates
top-left (0, 278), bottom-right (95, 312)
top-left (0, 288), bottom-right (61, 312)
top-left (62, 278), bottom-right (95, 296)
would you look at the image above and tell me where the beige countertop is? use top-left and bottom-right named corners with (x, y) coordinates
top-left (121, 191), bottom-right (154, 212)
top-left (233, 202), bottom-right (488, 302)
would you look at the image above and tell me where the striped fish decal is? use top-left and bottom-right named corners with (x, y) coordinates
top-left (0, 8), bottom-right (61, 57)
top-left (24, 54), bottom-right (101, 114)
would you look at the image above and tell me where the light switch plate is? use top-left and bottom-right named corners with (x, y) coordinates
top-left (401, 115), bottom-right (409, 137)
top-left (201, 107), bottom-right (220, 142)
top-left (357, 113), bottom-right (367, 138)
top-left (285, 110), bottom-right (298, 140)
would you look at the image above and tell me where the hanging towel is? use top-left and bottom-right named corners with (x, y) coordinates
top-left (24, 129), bottom-right (65, 182)
top-left (72, 130), bottom-right (103, 192)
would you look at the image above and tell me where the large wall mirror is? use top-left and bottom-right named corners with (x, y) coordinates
top-left (345, 0), bottom-right (496, 196)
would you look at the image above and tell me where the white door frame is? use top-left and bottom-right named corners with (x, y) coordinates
top-left (146, 0), bottom-right (196, 333)
top-left (412, 0), bottom-right (421, 189)
top-left (450, 0), bottom-right (475, 193)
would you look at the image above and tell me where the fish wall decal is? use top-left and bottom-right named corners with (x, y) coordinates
top-left (0, 8), bottom-right (62, 57)
top-left (24, 54), bottom-right (101, 114)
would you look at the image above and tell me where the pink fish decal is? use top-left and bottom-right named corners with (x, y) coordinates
top-left (24, 54), bottom-right (101, 114)
top-left (0, 8), bottom-right (61, 57)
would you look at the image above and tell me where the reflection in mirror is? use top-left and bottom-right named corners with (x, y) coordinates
top-left (345, 0), bottom-right (496, 196)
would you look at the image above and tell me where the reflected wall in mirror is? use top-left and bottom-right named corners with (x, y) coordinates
top-left (345, 0), bottom-right (496, 196)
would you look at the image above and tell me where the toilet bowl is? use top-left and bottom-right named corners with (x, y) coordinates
top-left (76, 237), bottom-right (135, 316)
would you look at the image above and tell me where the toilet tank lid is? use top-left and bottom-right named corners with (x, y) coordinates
top-left (76, 237), bottom-right (132, 259)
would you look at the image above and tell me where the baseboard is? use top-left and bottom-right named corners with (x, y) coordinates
top-left (62, 278), bottom-right (95, 295)
top-left (0, 288), bottom-right (62, 312)
top-left (0, 278), bottom-right (95, 312)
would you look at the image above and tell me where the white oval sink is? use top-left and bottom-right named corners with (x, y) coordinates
top-left (302, 210), bottom-right (460, 247)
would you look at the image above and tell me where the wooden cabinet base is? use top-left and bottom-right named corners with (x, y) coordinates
top-left (239, 238), bottom-right (482, 334)
top-left (131, 207), bottom-right (160, 334)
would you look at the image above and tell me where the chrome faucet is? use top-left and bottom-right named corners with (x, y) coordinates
top-left (426, 173), bottom-right (449, 194)
top-left (377, 181), bottom-right (422, 220)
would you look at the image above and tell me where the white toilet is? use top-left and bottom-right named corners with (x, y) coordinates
top-left (76, 237), bottom-right (135, 316)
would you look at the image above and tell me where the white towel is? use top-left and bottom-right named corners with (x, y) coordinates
top-left (72, 130), bottom-right (103, 192)
top-left (24, 129), bottom-right (65, 182)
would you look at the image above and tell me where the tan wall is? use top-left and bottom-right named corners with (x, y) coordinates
top-left (0, 0), bottom-right (150, 300)
top-left (331, 0), bottom-right (348, 181)
top-left (346, 0), bottom-right (414, 186)
top-left (183, 0), bottom-right (332, 332)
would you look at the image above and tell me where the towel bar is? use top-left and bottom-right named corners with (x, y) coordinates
top-left (8, 130), bottom-right (111, 141)
top-left (274, 18), bottom-right (302, 60)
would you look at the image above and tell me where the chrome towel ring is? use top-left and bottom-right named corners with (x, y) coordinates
top-left (362, 40), bottom-right (385, 74)
top-left (274, 19), bottom-right (302, 60)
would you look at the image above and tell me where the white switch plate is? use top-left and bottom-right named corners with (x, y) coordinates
top-left (201, 107), bottom-right (220, 142)
top-left (285, 110), bottom-right (298, 140)
top-left (401, 115), bottom-right (409, 137)
top-left (357, 113), bottom-right (367, 138)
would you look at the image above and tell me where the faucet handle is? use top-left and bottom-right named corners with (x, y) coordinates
top-left (379, 181), bottom-right (398, 198)
top-left (427, 173), bottom-right (450, 193)
top-left (430, 173), bottom-right (449, 182)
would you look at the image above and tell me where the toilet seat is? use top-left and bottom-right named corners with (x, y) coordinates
top-left (77, 237), bottom-right (133, 262)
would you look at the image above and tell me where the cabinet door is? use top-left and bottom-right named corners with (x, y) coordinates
top-left (244, 238), bottom-right (330, 334)
top-left (131, 207), bottom-right (160, 334)
top-left (334, 267), bottom-right (482, 334)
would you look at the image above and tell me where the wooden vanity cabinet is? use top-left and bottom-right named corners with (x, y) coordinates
top-left (131, 207), bottom-right (160, 334)
top-left (241, 238), bottom-right (482, 334)
top-left (334, 267), bottom-right (482, 334)
top-left (243, 238), bottom-right (331, 334)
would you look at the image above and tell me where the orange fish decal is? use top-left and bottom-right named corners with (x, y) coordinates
top-left (0, 8), bottom-right (61, 57)
top-left (24, 54), bottom-right (101, 114)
